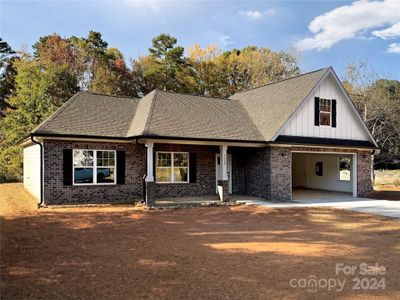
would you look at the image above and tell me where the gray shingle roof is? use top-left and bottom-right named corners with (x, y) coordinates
top-left (230, 68), bottom-right (328, 140)
top-left (142, 90), bottom-right (264, 141)
top-left (32, 68), bottom-right (329, 142)
top-left (32, 92), bottom-right (139, 138)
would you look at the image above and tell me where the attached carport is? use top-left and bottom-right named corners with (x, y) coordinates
top-left (292, 151), bottom-right (358, 200)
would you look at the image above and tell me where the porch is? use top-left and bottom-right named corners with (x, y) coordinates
top-left (141, 139), bottom-right (269, 207)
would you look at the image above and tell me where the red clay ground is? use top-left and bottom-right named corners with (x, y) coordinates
top-left (1, 184), bottom-right (400, 299)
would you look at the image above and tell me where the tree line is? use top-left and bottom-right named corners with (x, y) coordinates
top-left (0, 32), bottom-right (399, 181)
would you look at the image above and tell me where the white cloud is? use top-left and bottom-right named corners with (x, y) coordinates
top-left (387, 42), bottom-right (400, 53)
top-left (220, 35), bottom-right (235, 46)
top-left (373, 22), bottom-right (400, 39)
top-left (239, 9), bottom-right (276, 20)
top-left (295, 0), bottom-right (400, 51)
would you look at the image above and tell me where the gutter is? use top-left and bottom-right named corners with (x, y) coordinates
top-left (30, 135), bottom-right (44, 208)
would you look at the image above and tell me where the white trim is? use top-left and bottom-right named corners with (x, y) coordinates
top-left (271, 68), bottom-right (331, 141)
top-left (271, 143), bottom-right (375, 151)
top-left (220, 145), bottom-right (228, 181)
top-left (215, 153), bottom-right (232, 194)
top-left (319, 98), bottom-right (332, 127)
top-left (272, 68), bottom-right (378, 148)
top-left (155, 151), bottom-right (189, 184)
top-left (145, 141), bottom-right (154, 182)
top-left (42, 136), bottom-right (133, 143)
top-left (72, 149), bottom-right (117, 186)
top-left (138, 138), bottom-right (265, 148)
top-left (352, 153), bottom-right (357, 197)
top-left (337, 156), bottom-right (351, 182)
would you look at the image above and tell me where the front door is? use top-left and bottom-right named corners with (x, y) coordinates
top-left (215, 154), bottom-right (232, 194)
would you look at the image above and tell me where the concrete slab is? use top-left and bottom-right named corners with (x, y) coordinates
top-left (244, 193), bottom-right (400, 219)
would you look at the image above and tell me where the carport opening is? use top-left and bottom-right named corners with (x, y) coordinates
top-left (292, 153), bottom-right (355, 200)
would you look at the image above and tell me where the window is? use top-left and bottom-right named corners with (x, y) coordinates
top-left (339, 157), bottom-right (351, 181)
top-left (319, 98), bottom-right (331, 126)
top-left (156, 152), bottom-right (189, 183)
top-left (73, 150), bottom-right (116, 185)
top-left (316, 161), bottom-right (323, 176)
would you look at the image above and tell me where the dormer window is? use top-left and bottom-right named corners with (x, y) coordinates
top-left (319, 99), bottom-right (331, 126)
top-left (314, 97), bottom-right (337, 127)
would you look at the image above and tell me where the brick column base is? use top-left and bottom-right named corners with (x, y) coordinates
top-left (357, 152), bottom-right (373, 197)
top-left (217, 180), bottom-right (230, 202)
top-left (146, 181), bottom-right (157, 207)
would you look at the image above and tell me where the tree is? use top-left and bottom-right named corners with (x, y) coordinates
top-left (0, 37), bottom-right (15, 68)
top-left (182, 45), bottom-right (300, 97)
top-left (0, 38), bottom-right (17, 117)
top-left (180, 44), bottom-right (224, 96)
top-left (147, 33), bottom-right (185, 91)
top-left (343, 60), bottom-right (400, 158)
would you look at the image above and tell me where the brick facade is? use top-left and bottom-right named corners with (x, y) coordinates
top-left (152, 144), bottom-right (218, 199)
top-left (269, 147), bottom-right (292, 201)
top-left (42, 139), bottom-right (374, 205)
top-left (43, 140), bottom-right (146, 205)
top-left (356, 151), bottom-right (373, 197)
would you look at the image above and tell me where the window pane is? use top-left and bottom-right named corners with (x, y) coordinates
top-left (97, 167), bottom-right (115, 183)
top-left (97, 151), bottom-right (115, 167)
top-left (339, 158), bottom-right (351, 181)
top-left (320, 99), bottom-right (331, 112)
top-left (174, 167), bottom-right (188, 182)
top-left (156, 168), bottom-right (171, 182)
top-left (157, 153), bottom-right (171, 167)
top-left (74, 150), bottom-right (94, 167)
top-left (74, 167), bottom-right (93, 184)
top-left (320, 112), bottom-right (330, 126)
top-left (174, 153), bottom-right (189, 167)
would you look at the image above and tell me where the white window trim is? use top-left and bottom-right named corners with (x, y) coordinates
top-left (319, 98), bottom-right (332, 127)
top-left (337, 156), bottom-right (351, 182)
top-left (156, 151), bottom-right (189, 184)
top-left (72, 149), bottom-right (117, 186)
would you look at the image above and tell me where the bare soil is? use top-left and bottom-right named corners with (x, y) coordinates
top-left (0, 183), bottom-right (38, 216)
top-left (1, 184), bottom-right (400, 299)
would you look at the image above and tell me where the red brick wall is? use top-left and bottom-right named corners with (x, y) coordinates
top-left (43, 140), bottom-right (146, 205)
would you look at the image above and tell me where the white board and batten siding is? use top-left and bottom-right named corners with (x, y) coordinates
top-left (281, 73), bottom-right (371, 142)
top-left (23, 143), bottom-right (41, 201)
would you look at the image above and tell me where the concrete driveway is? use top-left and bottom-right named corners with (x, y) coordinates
top-left (243, 190), bottom-right (400, 219)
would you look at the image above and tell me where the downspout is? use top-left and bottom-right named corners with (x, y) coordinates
top-left (30, 135), bottom-right (44, 208)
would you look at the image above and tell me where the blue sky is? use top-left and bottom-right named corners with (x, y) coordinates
top-left (1, 0), bottom-right (399, 79)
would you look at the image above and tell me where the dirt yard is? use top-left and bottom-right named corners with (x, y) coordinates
top-left (1, 185), bottom-right (400, 299)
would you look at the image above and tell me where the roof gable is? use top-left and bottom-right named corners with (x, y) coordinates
top-left (230, 68), bottom-right (328, 140)
top-left (274, 68), bottom-right (378, 147)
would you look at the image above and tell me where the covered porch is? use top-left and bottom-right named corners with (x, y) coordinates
top-left (141, 138), bottom-right (268, 207)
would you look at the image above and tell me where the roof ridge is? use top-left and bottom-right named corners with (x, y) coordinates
top-left (232, 67), bottom-right (329, 96)
top-left (84, 91), bottom-right (140, 101)
top-left (31, 92), bottom-right (82, 133)
top-left (142, 90), bottom-right (158, 135)
top-left (156, 89), bottom-right (231, 101)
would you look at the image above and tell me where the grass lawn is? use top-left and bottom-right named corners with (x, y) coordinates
top-left (1, 184), bottom-right (400, 299)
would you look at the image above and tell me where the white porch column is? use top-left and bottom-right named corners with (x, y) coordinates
top-left (220, 145), bottom-right (228, 180)
top-left (145, 141), bottom-right (154, 182)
